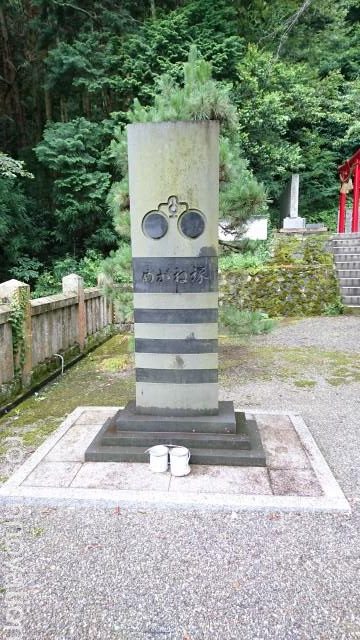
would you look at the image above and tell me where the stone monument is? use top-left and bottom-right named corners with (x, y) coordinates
top-left (280, 174), bottom-right (306, 230)
top-left (86, 121), bottom-right (265, 466)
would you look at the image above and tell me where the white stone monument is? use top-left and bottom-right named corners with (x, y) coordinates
top-left (281, 174), bottom-right (306, 230)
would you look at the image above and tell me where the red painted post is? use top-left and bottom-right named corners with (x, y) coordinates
top-left (352, 162), bottom-right (360, 233)
top-left (338, 190), bottom-right (346, 233)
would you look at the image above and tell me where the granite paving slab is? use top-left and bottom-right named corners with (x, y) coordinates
top-left (269, 468), bottom-right (323, 497)
top-left (255, 414), bottom-right (310, 469)
top-left (22, 461), bottom-right (82, 487)
top-left (0, 406), bottom-right (350, 513)
top-left (45, 421), bottom-right (105, 462)
top-left (71, 461), bottom-right (171, 491)
top-left (169, 465), bottom-right (272, 495)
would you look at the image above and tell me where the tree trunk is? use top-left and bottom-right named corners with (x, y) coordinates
top-left (82, 91), bottom-right (91, 118)
top-left (60, 96), bottom-right (68, 122)
top-left (44, 88), bottom-right (52, 121)
top-left (0, 6), bottom-right (26, 147)
top-left (150, 0), bottom-right (156, 20)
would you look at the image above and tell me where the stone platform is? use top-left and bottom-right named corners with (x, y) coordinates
top-left (84, 401), bottom-right (266, 466)
top-left (0, 407), bottom-right (350, 513)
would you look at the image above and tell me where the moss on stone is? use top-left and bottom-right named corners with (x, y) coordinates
top-left (0, 334), bottom-right (135, 479)
top-left (219, 233), bottom-right (340, 317)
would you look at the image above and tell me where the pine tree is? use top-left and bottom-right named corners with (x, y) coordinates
top-left (102, 46), bottom-right (267, 290)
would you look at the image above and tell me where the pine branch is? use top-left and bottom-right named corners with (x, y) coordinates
top-left (276, 0), bottom-right (313, 58)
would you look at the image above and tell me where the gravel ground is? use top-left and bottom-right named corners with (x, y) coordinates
top-left (1, 316), bottom-right (360, 640)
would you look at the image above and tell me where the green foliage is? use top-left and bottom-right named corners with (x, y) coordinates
top-left (1, 0), bottom-right (360, 284)
top-left (219, 242), bottom-right (270, 271)
top-left (99, 244), bottom-right (133, 323)
top-left (219, 306), bottom-right (276, 335)
top-left (32, 249), bottom-right (104, 298)
top-left (10, 257), bottom-right (44, 285)
top-left (9, 288), bottom-right (28, 378)
top-left (35, 118), bottom-right (117, 255)
top-left (0, 153), bottom-right (33, 179)
top-left (0, 177), bottom-right (42, 281)
top-left (323, 299), bottom-right (345, 316)
top-left (126, 45), bottom-right (238, 129)
top-left (271, 236), bottom-right (303, 265)
top-left (109, 47), bottom-right (267, 249)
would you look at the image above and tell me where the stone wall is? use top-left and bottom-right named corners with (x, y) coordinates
top-left (219, 233), bottom-right (341, 317)
top-left (0, 275), bottom-right (115, 405)
top-left (219, 264), bottom-right (340, 317)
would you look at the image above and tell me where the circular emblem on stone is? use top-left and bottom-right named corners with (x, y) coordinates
top-left (178, 210), bottom-right (205, 239)
top-left (142, 211), bottom-right (168, 239)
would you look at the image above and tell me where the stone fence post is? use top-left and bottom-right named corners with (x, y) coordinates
top-left (62, 274), bottom-right (86, 351)
top-left (0, 279), bottom-right (32, 385)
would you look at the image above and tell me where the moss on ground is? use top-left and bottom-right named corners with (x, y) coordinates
top-left (1, 330), bottom-right (359, 484)
top-left (0, 334), bottom-right (135, 477)
top-left (219, 341), bottom-right (360, 388)
top-left (293, 379), bottom-right (317, 388)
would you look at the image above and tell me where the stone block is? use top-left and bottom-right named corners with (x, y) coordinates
top-left (22, 461), bottom-right (81, 487)
top-left (283, 216), bottom-right (306, 229)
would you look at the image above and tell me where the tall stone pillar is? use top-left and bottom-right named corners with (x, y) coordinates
top-left (86, 120), bottom-right (265, 466)
top-left (128, 121), bottom-right (219, 415)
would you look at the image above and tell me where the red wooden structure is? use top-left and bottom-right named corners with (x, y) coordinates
top-left (338, 148), bottom-right (360, 233)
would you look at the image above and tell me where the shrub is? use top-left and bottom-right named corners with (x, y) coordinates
top-left (219, 305), bottom-right (276, 335)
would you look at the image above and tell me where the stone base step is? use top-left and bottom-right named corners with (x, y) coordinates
top-left (338, 278), bottom-right (360, 286)
top-left (333, 253), bottom-right (360, 260)
top-left (344, 305), bottom-right (360, 315)
top-left (85, 445), bottom-right (266, 466)
top-left (102, 428), bottom-right (250, 450)
top-left (331, 233), bottom-right (360, 240)
top-left (85, 411), bottom-right (266, 467)
top-left (110, 401), bottom-right (237, 434)
top-left (339, 286), bottom-right (360, 295)
top-left (342, 295), bottom-right (360, 305)
top-left (332, 240), bottom-right (360, 248)
top-left (334, 260), bottom-right (360, 269)
top-left (336, 269), bottom-right (360, 277)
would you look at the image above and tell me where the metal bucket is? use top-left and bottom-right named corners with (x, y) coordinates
top-left (170, 446), bottom-right (191, 477)
top-left (147, 445), bottom-right (169, 473)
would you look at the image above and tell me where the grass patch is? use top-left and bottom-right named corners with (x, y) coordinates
top-left (0, 333), bottom-right (135, 469)
top-left (293, 379), bottom-right (317, 388)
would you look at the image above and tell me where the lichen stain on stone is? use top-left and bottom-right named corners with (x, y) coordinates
top-left (198, 245), bottom-right (217, 257)
top-left (174, 355), bottom-right (185, 369)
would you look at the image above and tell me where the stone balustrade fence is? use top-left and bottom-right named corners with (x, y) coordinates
top-left (0, 274), bottom-right (115, 405)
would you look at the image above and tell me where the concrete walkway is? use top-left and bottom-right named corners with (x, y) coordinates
top-left (1, 316), bottom-right (360, 639)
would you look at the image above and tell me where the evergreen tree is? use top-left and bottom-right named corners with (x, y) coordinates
top-left (102, 47), bottom-right (267, 288)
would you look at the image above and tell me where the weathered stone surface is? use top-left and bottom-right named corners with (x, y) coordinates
top-left (71, 462), bottom-right (170, 490)
top-left (62, 274), bottom-right (86, 351)
top-left (169, 465), bottom-right (272, 494)
top-left (269, 469), bottom-right (323, 496)
top-left (22, 461), bottom-right (81, 487)
top-left (280, 173), bottom-right (300, 220)
top-left (255, 414), bottom-right (310, 469)
top-left (128, 121), bottom-right (220, 416)
top-left (45, 422), bottom-right (107, 462)
top-left (283, 216), bottom-right (306, 229)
